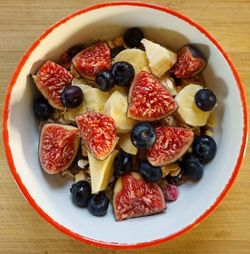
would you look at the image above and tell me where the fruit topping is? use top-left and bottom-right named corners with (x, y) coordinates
top-left (195, 88), bottom-right (217, 111)
top-left (34, 60), bottom-right (73, 110)
top-left (175, 84), bottom-right (212, 126)
top-left (104, 90), bottom-right (136, 133)
top-left (192, 135), bottom-right (217, 164)
top-left (141, 39), bottom-right (177, 78)
top-left (146, 127), bottom-right (194, 166)
top-left (95, 70), bottom-right (114, 91)
top-left (139, 161), bottom-right (162, 183)
top-left (61, 85), bottom-right (84, 108)
top-left (88, 150), bottom-right (118, 194)
top-left (114, 150), bottom-right (133, 177)
top-left (180, 153), bottom-right (204, 182)
top-left (130, 122), bottom-right (156, 149)
top-left (111, 46), bottom-right (125, 59)
top-left (160, 182), bottom-right (179, 201)
top-left (72, 42), bottom-right (111, 80)
top-left (75, 83), bottom-right (111, 113)
top-left (118, 132), bottom-right (138, 155)
top-left (70, 180), bottom-right (91, 207)
top-left (124, 27), bottom-right (144, 48)
top-left (114, 48), bottom-right (149, 74)
top-left (170, 45), bottom-right (206, 78)
top-left (127, 71), bottom-right (178, 121)
top-left (39, 123), bottom-right (80, 174)
top-left (113, 172), bottom-right (166, 221)
top-left (87, 193), bottom-right (109, 216)
top-left (76, 112), bottom-right (118, 160)
top-left (111, 61), bottom-right (135, 86)
top-left (33, 97), bottom-right (54, 120)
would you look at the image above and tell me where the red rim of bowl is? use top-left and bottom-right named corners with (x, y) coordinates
top-left (2, 1), bottom-right (249, 250)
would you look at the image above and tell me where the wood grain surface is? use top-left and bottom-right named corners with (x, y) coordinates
top-left (0, 0), bottom-right (249, 253)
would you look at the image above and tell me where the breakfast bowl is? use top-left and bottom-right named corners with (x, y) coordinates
top-left (3, 1), bottom-right (248, 249)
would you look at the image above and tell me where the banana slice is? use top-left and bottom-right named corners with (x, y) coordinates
top-left (104, 90), bottom-right (136, 133)
top-left (114, 48), bottom-right (150, 74)
top-left (76, 84), bottom-right (111, 113)
top-left (88, 150), bottom-right (118, 194)
top-left (64, 83), bottom-right (111, 122)
top-left (141, 38), bottom-right (177, 78)
top-left (118, 132), bottom-right (138, 155)
top-left (175, 84), bottom-right (211, 126)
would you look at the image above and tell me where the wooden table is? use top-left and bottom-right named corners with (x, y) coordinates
top-left (0, 1), bottom-right (249, 253)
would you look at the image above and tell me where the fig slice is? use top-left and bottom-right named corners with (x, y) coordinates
top-left (146, 127), bottom-right (194, 166)
top-left (76, 112), bottom-right (118, 160)
top-left (169, 45), bottom-right (206, 79)
top-left (127, 71), bottom-right (178, 121)
top-left (34, 60), bottom-right (73, 110)
top-left (39, 123), bottom-right (80, 174)
top-left (113, 172), bottom-right (166, 221)
top-left (72, 42), bottom-right (111, 80)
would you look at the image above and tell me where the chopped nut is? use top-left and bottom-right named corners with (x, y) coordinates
top-left (160, 116), bottom-right (177, 127)
top-left (160, 75), bottom-right (177, 96)
top-left (161, 166), bottom-right (170, 178)
top-left (161, 163), bottom-right (180, 178)
top-left (61, 169), bottom-right (74, 178)
top-left (112, 36), bottom-right (125, 47)
top-left (187, 147), bottom-right (193, 153)
top-left (205, 129), bottom-right (214, 137)
top-left (107, 40), bottom-right (115, 49)
top-left (169, 168), bottom-right (181, 177)
top-left (74, 170), bottom-right (86, 183)
top-left (77, 159), bottom-right (89, 169)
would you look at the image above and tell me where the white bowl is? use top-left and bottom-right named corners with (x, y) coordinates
top-left (3, 2), bottom-right (248, 249)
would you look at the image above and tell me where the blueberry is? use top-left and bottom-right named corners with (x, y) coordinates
top-left (180, 154), bottom-right (204, 182)
top-left (111, 46), bottom-right (125, 59)
top-left (111, 61), bottom-right (135, 86)
top-left (130, 122), bottom-right (156, 149)
top-left (87, 193), bottom-right (109, 216)
top-left (95, 71), bottom-right (114, 91)
top-left (139, 161), bottom-right (162, 183)
top-left (192, 135), bottom-right (217, 164)
top-left (124, 27), bottom-right (144, 48)
top-left (33, 97), bottom-right (54, 120)
top-left (114, 150), bottom-right (133, 177)
top-left (61, 85), bottom-right (84, 108)
top-left (195, 89), bottom-right (217, 111)
top-left (70, 180), bottom-right (91, 207)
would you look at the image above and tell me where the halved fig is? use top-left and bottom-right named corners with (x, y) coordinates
top-left (146, 127), bottom-right (194, 166)
top-left (169, 45), bottom-right (206, 79)
top-left (34, 60), bottom-right (73, 110)
top-left (72, 42), bottom-right (111, 80)
top-left (127, 71), bottom-right (178, 121)
top-left (39, 123), bottom-right (80, 174)
top-left (76, 112), bottom-right (118, 160)
top-left (113, 172), bottom-right (166, 221)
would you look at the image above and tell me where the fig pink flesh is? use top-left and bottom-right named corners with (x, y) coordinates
top-left (127, 71), bottom-right (178, 121)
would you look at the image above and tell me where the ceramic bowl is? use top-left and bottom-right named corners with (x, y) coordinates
top-left (3, 2), bottom-right (248, 249)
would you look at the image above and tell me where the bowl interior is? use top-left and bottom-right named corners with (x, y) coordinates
top-left (6, 4), bottom-right (245, 246)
